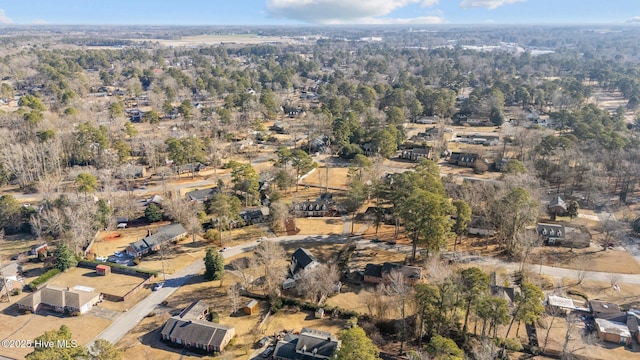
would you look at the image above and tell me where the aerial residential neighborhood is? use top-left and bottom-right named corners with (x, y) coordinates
top-left (1, 2), bottom-right (640, 360)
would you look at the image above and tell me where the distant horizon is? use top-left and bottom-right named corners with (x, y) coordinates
top-left (0, 1), bottom-right (638, 27)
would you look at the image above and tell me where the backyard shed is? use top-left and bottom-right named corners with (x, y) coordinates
top-left (243, 299), bottom-right (258, 315)
top-left (96, 264), bottom-right (111, 276)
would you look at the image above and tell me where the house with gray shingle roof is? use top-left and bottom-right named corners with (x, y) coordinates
top-left (161, 300), bottom-right (235, 353)
top-left (273, 327), bottom-right (340, 360)
top-left (126, 223), bottom-right (187, 257)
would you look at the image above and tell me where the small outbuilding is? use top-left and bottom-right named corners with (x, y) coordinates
top-left (243, 300), bottom-right (258, 315)
top-left (315, 308), bottom-right (325, 319)
top-left (96, 264), bottom-right (111, 276)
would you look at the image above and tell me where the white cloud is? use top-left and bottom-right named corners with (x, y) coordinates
top-left (459, 0), bottom-right (526, 10)
top-left (627, 16), bottom-right (640, 24)
top-left (421, 0), bottom-right (439, 7)
top-left (0, 9), bottom-right (12, 24)
top-left (266, 0), bottom-right (436, 24)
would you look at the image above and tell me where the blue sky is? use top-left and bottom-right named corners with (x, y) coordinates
top-left (0, 0), bottom-right (638, 26)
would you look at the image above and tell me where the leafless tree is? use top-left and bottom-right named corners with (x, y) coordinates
top-left (296, 263), bottom-right (340, 303)
top-left (253, 241), bottom-right (287, 298)
top-left (386, 269), bottom-right (414, 356)
top-left (230, 257), bottom-right (255, 291)
top-left (227, 284), bottom-right (241, 316)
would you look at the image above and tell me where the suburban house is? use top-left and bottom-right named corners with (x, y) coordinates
top-left (548, 196), bottom-right (567, 220)
top-left (448, 152), bottom-right (480, 167)
top-left (29, 243), bottom-right (48, 256)
top-left (411, 127), bottom-right (440, 141)
top-left (273, 328), bottom-right (341, 360)
top-left (595, 317), bottom-right (633, 346)
top-left (537, 223), bottom-right (564, 244)
top-left (537, 222), bottom-right (590, 248)
top-left (292, 199), bottom-right (333, 217)
top-left (161, 300), bottom-right (236, 353)
top-left (399, 148), bottom-right (433, 162)
top-left (239, 207), bottom-right (270, 226)
top-left (467, 216), bottom-right (496, 236)
top-left (361, 143), bottom-right (377, 157)
top-left (185, 187), bottom-right (219, 202)
top-left (126, 223), bottom-right (187, 257)
top-left (364, 262), bottom-right (422, 285)
top-left (143, 194), bottom-right (164, 206)
top-left (414, 116), bottom-right (439, 124)
top-left (17, 285), bottom-right (101, 315)
top-left (174, 163), bottom-right (206, 175)
top-left (289, 248), bottom-right (320, 280)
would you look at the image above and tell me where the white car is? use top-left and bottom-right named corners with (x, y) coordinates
top-left (116, 223), bottom-right (127, 229)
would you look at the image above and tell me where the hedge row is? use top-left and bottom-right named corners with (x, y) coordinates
top-left (271, 297), bottom-right (360, 320)
top-left (29, 268), bottom-right (61, 291)
top-left (79, 260), bottom-right (158, 277)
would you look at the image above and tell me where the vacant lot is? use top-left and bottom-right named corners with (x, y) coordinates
top-left (295, 218), bottom-right (345, 236)
top-left (300, 167), bottom-right (350, 190)
top-left (48, 267), bottom-right (144, 297)
top-left (0, 233), bottom-right (39, 261)
top-left (531, 246), bottom-right (640, 274)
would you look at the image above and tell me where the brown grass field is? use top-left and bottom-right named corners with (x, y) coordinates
top-left (294, 218), bottom-right (345, 235)
top-left (299, 167), bottom-right (350, 190)
top-left (0, 233), bottom-right (39, 261)
top-left (48, 267), bottom-right (144, 297)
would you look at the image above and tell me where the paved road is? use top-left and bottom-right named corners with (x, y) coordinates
top-left (86, 234), bottom-right (345, 348)
top-left (88, 229), bottom-right (640, 350)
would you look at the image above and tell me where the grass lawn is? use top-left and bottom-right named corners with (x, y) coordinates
top-left (48, 267), bottom-right (144, 297)
top-left (0, 233), bottom-right (39, 262)
top-left (294, 218), bottom-right (345, 236)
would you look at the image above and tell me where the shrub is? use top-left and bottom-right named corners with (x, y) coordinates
top-left (502, 338), bottom-right (523, 352)
top-left (10, 288), bottom-right (20, 296)
top-left (204, 229), bottom-right (221, 243)
top-left (29, 268), bottom-right (61, 290)
top-left (270, 298), bottom-right (283, 314)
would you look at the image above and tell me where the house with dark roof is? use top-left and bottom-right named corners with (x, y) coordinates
top-left (273, 327), bottom-right (340, 360)
top-left (289, 248), bottom-right (320, 280)
top-left (185, 187), bottom-right (219, 202)
top-left (448, 152), bottom-right (480, 167)
top-left (161, 300), bottom-right (235, 353)
top-left (126, 223), bottom-right (187, 257)
top-left (239, 207), bottom-right (269, 226)
top-left (292, 199), bottom-right (333, 217)
top-left (400, 148), bottom-right (433, 162)
top-left (548, 196), bottom-right (567, 221)
top-left (16, 285), bottom-right (101, 315)
top-left (537, 223), bottom-right (564, 244)
top-left (29, 243), bottom-right (47, 256)
top-left (364, 262), bottom-right (422, 285)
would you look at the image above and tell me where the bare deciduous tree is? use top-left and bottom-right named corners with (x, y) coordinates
top-left (296, 263), bottom-right (340, 303)
top-left (253, 241), bottom-right (287, 298)
top-left (227, 284), bottom-right (241, 316)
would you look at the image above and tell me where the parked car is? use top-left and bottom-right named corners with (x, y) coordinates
top-left (262, 346), bottom-right (274, 358)
top-left (95, 256), bottom-right (107, 262)
top-left (220, 247), bottom-right (229, 252)
top-left (114, 251), bottom-right (124, 257)
top-left (257, 336), bottom-right (270, 347)
top-left (153, 282), bottom-right (164, 291)
top-left (116, 223), bottom-right (127, 229)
